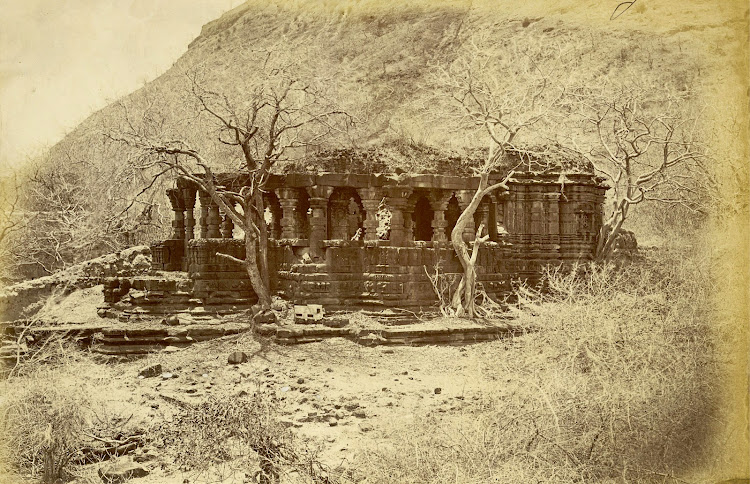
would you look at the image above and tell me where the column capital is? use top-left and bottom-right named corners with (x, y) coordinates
top-left (428, 190), bottom-right (451, 211)
top-left (357, 186), bottom-right (383, 202)
top-left (167, 188), bottom-right (184, 211)
top-left (383, 186), bottom-right (412, 202)
top-left (277, 187), bottom-right (301, 201)
top-left (307, 185), bottom-right (333, 200)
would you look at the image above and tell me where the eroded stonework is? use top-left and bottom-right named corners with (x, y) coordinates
top-left (138, 170), bottom-right (607, 311)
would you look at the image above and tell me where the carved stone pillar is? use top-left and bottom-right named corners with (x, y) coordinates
top-left (357, 187), bottom-right (382, 241)
top-left (429, 191), bottom-right (450, 243)
top-left (384, 186), bottom-right (412, 246)
top-left (198, 190), bottom-right (210, 238)
top-left (456, 190), bottom-right (477, 242)
top-left (181, 184), bottom-right (197, 242)
top-left (220, 214), bottom-right (234, 238)
top-left (545, 192), bottom-right (560, 235)
top-left (404, 210), bottom-right (414, 243)
top-left (278, 188), bottom-right (300, 239)
top-left (207, 200), bottom-right (222, 239)
top-left (167, 188), bottom-right (185, 240)
top-left (476, 202), bottom-right (490, 237)
top-left (529, 186), bottom-right (545, 235)
top-left (307, 186), bottom-right (332, 258)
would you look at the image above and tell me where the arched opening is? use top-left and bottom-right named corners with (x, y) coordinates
top-left (327, 187), bottom-right (363, 240)
top-left (413, 196), bottom-right (433, 241)
top-left (444, 194), bottom-right (460, 239)
top-left (263, 191), bottom-right (282, 240)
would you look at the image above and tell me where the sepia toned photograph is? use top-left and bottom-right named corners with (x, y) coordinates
top-left (1, 1), bottom-right (748, 483)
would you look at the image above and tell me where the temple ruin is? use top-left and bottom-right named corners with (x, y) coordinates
top-left (122, 163), bottom-right (607, 313)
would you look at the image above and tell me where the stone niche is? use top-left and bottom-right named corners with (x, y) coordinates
top-left (150, 170), bottom-right (607, 310)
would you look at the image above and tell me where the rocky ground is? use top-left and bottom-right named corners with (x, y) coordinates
top-left (2, 324), bottom-right (528, 484)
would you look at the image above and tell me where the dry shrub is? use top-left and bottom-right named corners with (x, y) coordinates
top-left (1, 364), bottom-right (94, 483)
top-left (0, 341), bottom-right (136, 484)
top-left (353, 248), bottom-right (725, 483)
top-left (153, 392), bottom-right (339, 484)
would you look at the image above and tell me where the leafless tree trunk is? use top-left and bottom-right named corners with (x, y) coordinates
top-left (109, 50), bottom-right (350, 310)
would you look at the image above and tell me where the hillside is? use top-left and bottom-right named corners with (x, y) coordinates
top-left (39, 0), bottom-right (747, 170)
top-left (3, 0), bottom-right (747, 278)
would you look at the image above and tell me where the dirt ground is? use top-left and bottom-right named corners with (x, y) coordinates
top-left (71, 330), bottom-right (524, 483)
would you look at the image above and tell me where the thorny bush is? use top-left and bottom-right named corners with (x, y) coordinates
top-left (353, 248), bottom-right (726, 483)
top-left (153, 392), bottom-right (341, 484)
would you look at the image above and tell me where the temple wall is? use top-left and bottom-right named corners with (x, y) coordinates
top-left (149, 172), bottom-right (608, 309)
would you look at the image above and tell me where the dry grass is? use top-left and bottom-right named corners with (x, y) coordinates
top-left (350, 247), bottom-right (730, 483)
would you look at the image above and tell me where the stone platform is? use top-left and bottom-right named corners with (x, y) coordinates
top-left (3, 310), bottom-right (523, 358)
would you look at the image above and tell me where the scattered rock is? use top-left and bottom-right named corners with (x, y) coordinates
top-left (98, 462), bottom-right (149, 483)
top-left (434, 387), bottom-right (442, 395)
top-left (139, 364), bottom-right (162, 378)
top-left (327, 417), bottom-right (338, 427)
top-left (352, 409), bottom-right (367, 418)
top-left (359, 423), bottom-right (374, 432)
top-left (161, 373), bottom-right (173, 380)
top-left (227, 351), bottom-right (248, 365)
top-left (164, 315), bottom-right (180, 326)
top-left (254, 310), bottom-right (277, 325)
top-left (97, 308), bottom-right (109, 318)
top-left (296, 378), bottom-right (305, 384)
top-left (162, 346), bottom-right (181, 353)
top-left (279, 418), bottom-right (303, 429)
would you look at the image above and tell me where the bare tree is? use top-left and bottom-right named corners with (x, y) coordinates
top-left (569, 85), bottom-right (706, 260)
top-left (111, 51), bottom-right (350, 310)
top-left (432, 34), bottom-right (573, 317)
top-left (0, 171), bottom-right (26, 247)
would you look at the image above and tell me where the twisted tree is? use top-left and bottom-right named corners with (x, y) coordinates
top-left (432, 33), bottom-right (574, 317)
top-left (569, 85), bottom-right (706, 260)
top-left (111, 50), bottom-right (350, 310)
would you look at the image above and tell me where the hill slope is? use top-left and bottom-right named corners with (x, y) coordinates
top-left (3, 0), bottom-right (747, 276)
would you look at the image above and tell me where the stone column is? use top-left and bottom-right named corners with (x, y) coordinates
top-left (384, 186), bottom-right (412, 246)
top-left (429, 191), bottom-right (450, 243)
top-left (278, 188), bottom-right (300, 239)
top-left (358, 187), bottom-right (382, 242)
top-left (545, 192), bottom-right (560, 235)
top-left (456, 190), bottom-right (477, 242)
top-left (167, 188), bottom-right (185, 240)
top-left (206, 200), bottom-right (222, 238)
top-left (220, 213), bottom-right (234, 238)
top-left (404, 210), bottom-right (414, 243)
top-left (529, 186), bottom-right (545, 235)
top-left (182, 185), bottom-right (197, 242)
top-left (477, 202), bottom-right (490, 238)
top-left (307, 186), bottom-right (332, 258)
top-left (198, 190), bottom-right (210, 238)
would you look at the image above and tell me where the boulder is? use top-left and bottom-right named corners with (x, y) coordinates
top-left (227, 351), bottom-right (248, 365)
top-left (138, 364), bottom-right (162, 378)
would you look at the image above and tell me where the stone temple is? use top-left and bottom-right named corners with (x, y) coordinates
top-left (109, 157), bottom-right (607, 314)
